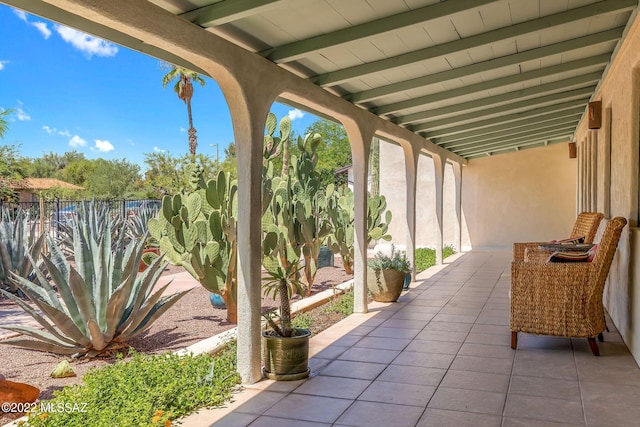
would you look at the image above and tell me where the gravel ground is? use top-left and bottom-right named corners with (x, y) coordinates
top-left (0, 259), bottom-right (352, 425)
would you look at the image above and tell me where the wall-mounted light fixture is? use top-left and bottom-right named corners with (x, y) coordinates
top-left (588, 101), bottom-right (602, 129)
top-left (569, 141), bottom-right (577, 158)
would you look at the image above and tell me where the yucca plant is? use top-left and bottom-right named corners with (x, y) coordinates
top-left (0, 208), bottom-right (45, 294)
top-left (262, 261), bottom-right (305, 337)
top-left (0, 204), bottom-right (190, 357)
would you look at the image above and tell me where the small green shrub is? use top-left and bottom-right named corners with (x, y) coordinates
top-left (322, 289), bottom-right (354, 317)
top-left (24, 345), bottom-right (240, 427)
top-left (415, 245), bottom-right (456, 273)
top-left (292, 312), bottom-right (314, 330)
top-left (368, 245), bottom-right (411, 272)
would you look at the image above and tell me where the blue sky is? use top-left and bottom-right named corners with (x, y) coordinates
top-left (0, 4), bottom-right (317, 170)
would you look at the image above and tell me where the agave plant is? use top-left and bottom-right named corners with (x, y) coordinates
top-left (0, 204), bottom-right (190, 357)
top-left (0, 209), bottom-right (45, 294)
top-left (127, 206), bottom-right (160, 248)
top-left (54, 201), bottom-right (125, 255)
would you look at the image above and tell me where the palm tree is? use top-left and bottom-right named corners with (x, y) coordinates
top-left (161, 64), bottom-right (205, 158)
top-left (0, 109), bottom-right (12, 139)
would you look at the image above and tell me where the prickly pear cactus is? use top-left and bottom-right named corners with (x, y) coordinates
top-left (368, 194), bottom-right (392, 242)
top-left (149, 168), bottom-right (238, 323)
top-left (327, 186), bottom-right (356, 274)
top-left (262, 118), bottom-right (334, 296)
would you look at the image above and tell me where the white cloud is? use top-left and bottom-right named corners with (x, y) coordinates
top-left (95, 139), bottom-right (114, 152)
top-left (15, 102), bottom-right (30, 121)
top-left (0, 60), bottom-right (8, 71)
top-left (69, 135), bottom-right (86, 148)
top-left (13, 9), bottom-right (27, 22)
top-left (180, 127), bottom-right (187, 133)
top-left (32, 22), bottom-right (51, 39)
top-left (153, 146), bottom-right (166, 153)
top-left (55, 25), bottom-right (118, 58)
top-left (288, 108), bottom-right (305, 121)
top-left (42, 125), bottom-right (56, 135)
top-left (58, 130), bottom-right (71, 137)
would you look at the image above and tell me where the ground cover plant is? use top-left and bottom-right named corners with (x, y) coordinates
top-left (21, 344), bottom-right (240, 427)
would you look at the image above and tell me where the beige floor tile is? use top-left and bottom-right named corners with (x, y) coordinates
top-left (293, 375), bottom-right (370, 399)
top-left (458, 342), bottom-right (515, 359)
top-left (308, 344), bottom-right (348, 359)
top-left (464, 332), bottom-right (511, 346)
top-left (379, 317), bottom-right (431, 329)
top-left (423, 321), bottom-right (473, 333)
top-left (440, 369), bottom-right (510, 393)
top-left (335, 400), bottom-right (425, 427)
top-left (182, 411), bottom-right (258, 427)
top-left (504, 394), bottom-right (584, 424)
top-left (367, 326), bottom-right (422, 339)
top-left (576, 364), bottom-right (640, 385)
top-left (502, 417), bottom-right (584, 426)
top-left (417, 408), bottom-right (501, 427)
top-left (337, 346), bottom-right (400, 364)
top-left (427, 387), bottom-right (506, 415)
top-left (358, 380), bottom-right (436, 407)
top-left (512, 353), bottom-right (577, 380)
top-left (249, 416), bottom-right (330, 427)
top-left (263, 394), bottom-right (352, 424)
top-left (232, 390), bottom-right (289, 415)
top-left (392, 350), bottom-right (455, 369)
top-left (584, 401), bottom-right (640, 426)
top-left (580, 381), bottom-right (640, 406)
top-left (470, 324), bottom-right (510, 335)
top-left (318, 360), bottom-right (387, 380)
top-left (391, 311), bottom-right (437, 321)
top-left (415, 330), bottom-right (469, 342)
top-left (508, 375), bottom-right (581, 400)
top-left (450, 355), bottom-right (513, 374)
top-left (377, 364), bottom-right (447, 386)
top-left (353, 336), bottom-right (411, 350)
top-left (405, 339), bottom-right (463, 354)
top-left (432, 313), bottom-right (479, 324)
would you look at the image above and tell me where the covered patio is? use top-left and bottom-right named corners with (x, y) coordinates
top-left (182, 251), bottom-right (640, 426)
top-left (5, 1), bottom-right (640, 424)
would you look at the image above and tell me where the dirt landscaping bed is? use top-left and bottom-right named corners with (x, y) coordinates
top-left (0, 259), bottom-right (353, 426)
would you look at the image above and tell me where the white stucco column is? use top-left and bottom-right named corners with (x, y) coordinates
top-left (433, 154), bottom-right (446, 265)
top-left (402, 143), bottom-right (421, 280)
top-left (222, 77), bottom-right (281, 384)
top-left (343, 119), bottom-right (374, 313)
top-left (578, 140), bottom-right (585, 212)
top-left (590, 132), bottom-right (598, 212)
top-left (452, 161), bottom-right (463, 252)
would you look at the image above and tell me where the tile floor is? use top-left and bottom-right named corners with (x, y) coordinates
top-left (181, 251), bottom-right (640, 427)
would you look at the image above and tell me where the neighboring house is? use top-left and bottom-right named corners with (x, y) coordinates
top-left (334, 165), bottom-right (354, 190)
top-left (6, 178), bottom-right (84, 203)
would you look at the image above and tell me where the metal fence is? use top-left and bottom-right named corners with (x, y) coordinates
top-left (0, 198), bottom-right (161, 239)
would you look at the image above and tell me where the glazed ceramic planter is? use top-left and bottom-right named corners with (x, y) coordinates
top-left (367, 267), bottom-right (406, 302)
top-left (262, 328), bottom-right (311, 381)
top-left (138, 247), bottom-right (160, 272)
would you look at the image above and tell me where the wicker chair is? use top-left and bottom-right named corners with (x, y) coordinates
top-left (510, 216), bottom-right (627, 356)
top-left (513, 212), bottom-right (604, 262)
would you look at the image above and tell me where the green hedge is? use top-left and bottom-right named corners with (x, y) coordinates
top-left (415, 245), bottom-right (456, 273)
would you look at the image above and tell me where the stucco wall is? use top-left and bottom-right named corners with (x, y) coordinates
top-left (573, 10), bottom-right (640, 365)
top-left (460, 143), bottom-right (577, 249)
top-left (379, 141), bottom-right (457, 250)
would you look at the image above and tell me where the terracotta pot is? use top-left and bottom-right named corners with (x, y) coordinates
top-left (0, 379), bottom-right (39, 404)
top-left (138, 247), bottom-right (160, 272)
top-left (262, 328), bottom-right (311, 381)
top-left (367, 268), bottom-right (406, 302)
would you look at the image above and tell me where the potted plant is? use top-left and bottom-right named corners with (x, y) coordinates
top-left (261, 262), bottom-right (311, 381)
top-left (367, 245), bottom-right (411, 302)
